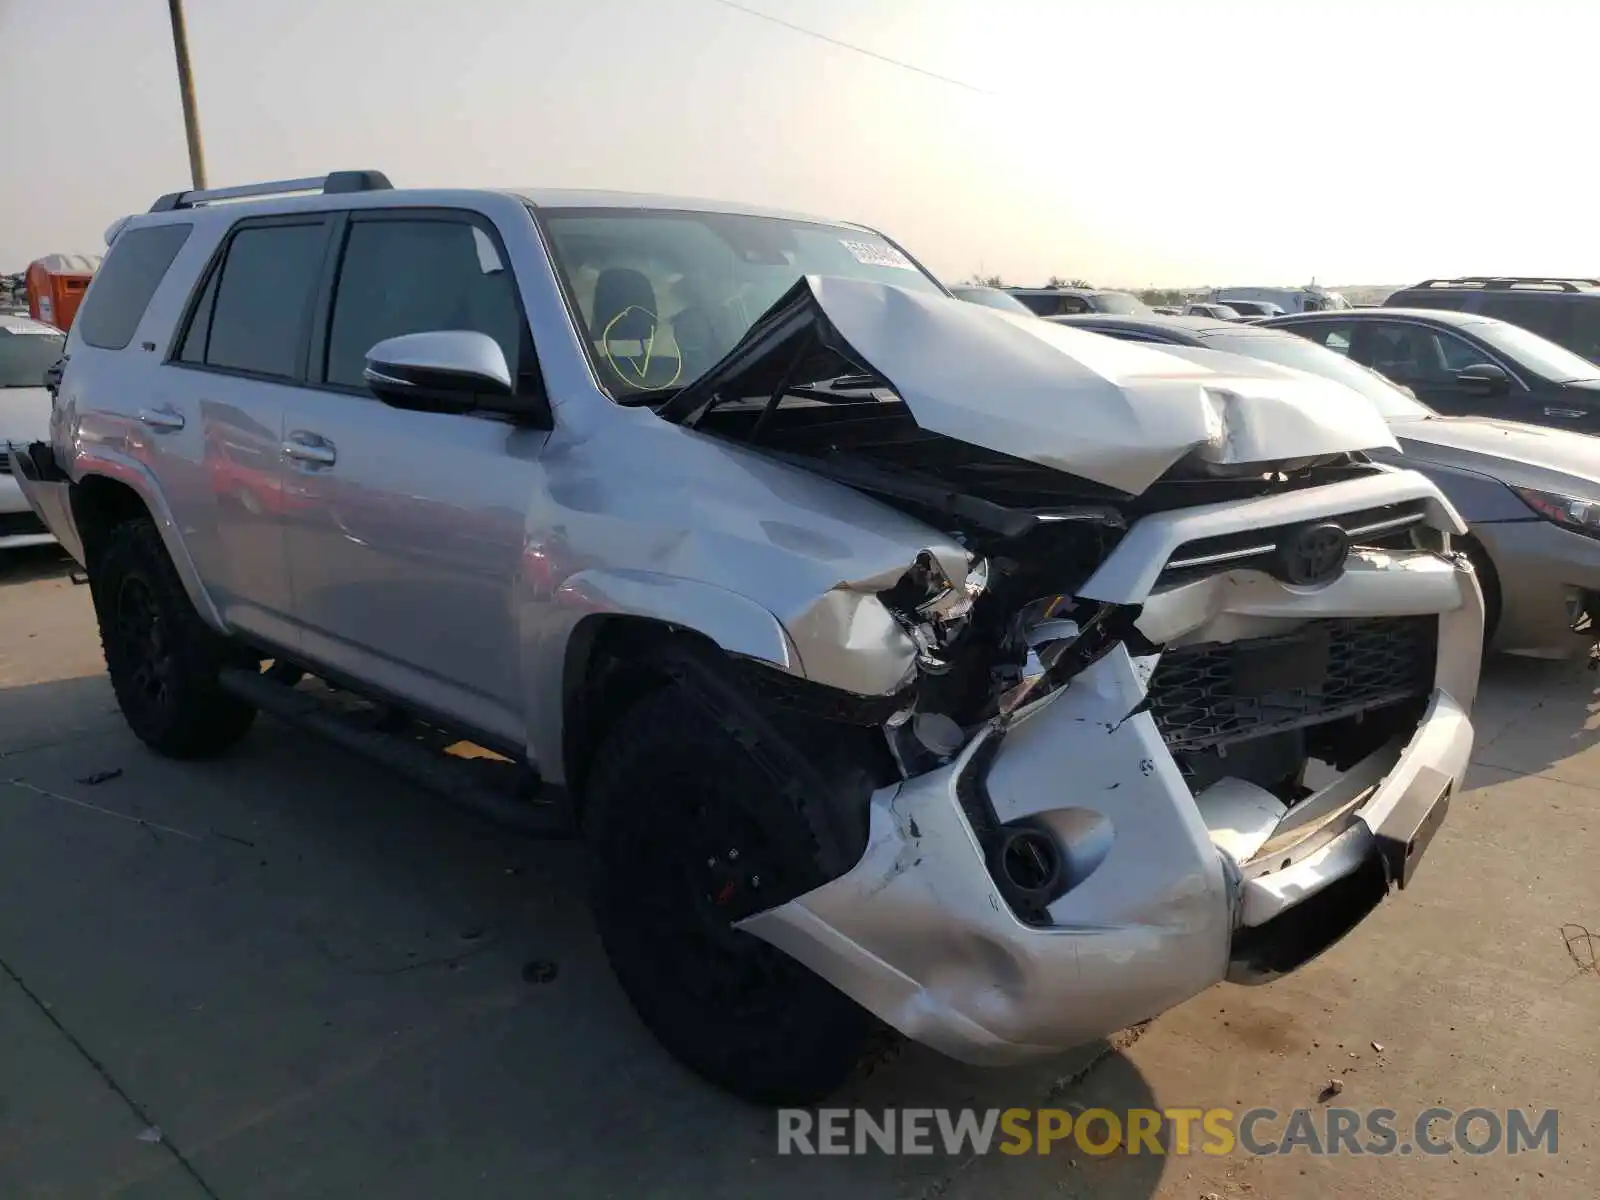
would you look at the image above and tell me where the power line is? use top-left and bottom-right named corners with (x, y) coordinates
top-left (704, 0), bottom-right (990, 94)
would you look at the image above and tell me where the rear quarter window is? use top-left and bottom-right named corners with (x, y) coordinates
top-left (76, 224), bottom-right (193, 350)
top-left (1473, 293), bottom-right (1572, 345)
top-left (1392, 292), bottom-right (1488, 321)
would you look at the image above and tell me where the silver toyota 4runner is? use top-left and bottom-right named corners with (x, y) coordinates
top-left (10, 172), bottom-right (1482, 1104)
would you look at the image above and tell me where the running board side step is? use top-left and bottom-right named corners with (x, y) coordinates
top-left (217, 667), bottom-right (576, 839)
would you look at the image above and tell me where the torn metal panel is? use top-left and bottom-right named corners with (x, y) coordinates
top-left (663, 276), bottom-right (1397, 496)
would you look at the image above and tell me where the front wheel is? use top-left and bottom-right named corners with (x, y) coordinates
top-left (584, 679), bottom-right (890, 1105)
top-left (91, 518), bottom-right (256, 758)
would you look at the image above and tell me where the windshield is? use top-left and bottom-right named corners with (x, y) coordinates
top-left (537, 208), bottom-right (946, 398)
top-left (0, 325), bottom-right (65, 388)
top-left (952, 286), bottom-right (1035, 315)
top-left (1089, 292), bottom-right (1150, 315)
top-left (1474, 319), bottom-right (1600, 383)
top-left (1198, 330), bottom-right (1433, 419)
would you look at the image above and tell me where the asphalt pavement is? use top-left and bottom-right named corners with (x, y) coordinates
top-left (1, 544), bottom-right (1595, 1199)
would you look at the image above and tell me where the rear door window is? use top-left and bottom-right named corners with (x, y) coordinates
top-left (1566, 306), bottom-right (1600, 364)
top-left (1474, 293), bottom-right (1572, 346)
top-left (1350, 321), bottom-right (1482, 383)
top-left (76, 224), bottom-right (192, 350)
top-left (195, 221), bottom-right (329, 378)
top-left (1294, 320), bottom-right (1354, 355)
top-left (321, 215), bottom-right (528, 390)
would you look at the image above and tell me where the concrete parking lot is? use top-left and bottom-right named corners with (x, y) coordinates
top-left (1, 544), bottom-right (1596, 1199)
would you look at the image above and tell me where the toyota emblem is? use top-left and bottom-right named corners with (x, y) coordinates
top-left (1277, 522), bottom-right (1350, 586)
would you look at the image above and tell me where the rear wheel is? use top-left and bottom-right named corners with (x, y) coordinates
top-left (584, 676), bottom-right (889, 1105)
top-left (91, 518), bottom-right (256, 758)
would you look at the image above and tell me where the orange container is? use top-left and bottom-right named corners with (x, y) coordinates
top-left (25, 253), bottom-right (100, 331)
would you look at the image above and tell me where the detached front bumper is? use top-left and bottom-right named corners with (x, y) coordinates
top-left (741, 484), bottom-right (1481, 1066)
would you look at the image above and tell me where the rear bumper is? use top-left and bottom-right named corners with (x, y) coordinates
top-left (740, 530), bottom-right (1481, 1065)
top-left (5, 442), bottom-right (81, 563)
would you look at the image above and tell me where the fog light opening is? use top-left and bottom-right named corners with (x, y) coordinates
top-left (987, 823), bottom-right (1063, 924)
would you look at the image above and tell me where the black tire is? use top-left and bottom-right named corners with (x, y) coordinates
top-left (583, 670), bottom-right (889, 1106)
top-left (1462, 537), bottom-right (1500, 648)
top-left (91, 518), bottom-right (256, 758)
top-left (261, 660), bottom-right (306, 687)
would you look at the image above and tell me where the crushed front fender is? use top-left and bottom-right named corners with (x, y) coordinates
top-left (739, 531), bottom-right (1480, 1065)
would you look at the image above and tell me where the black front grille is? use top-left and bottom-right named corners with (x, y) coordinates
top-left (0, 510), bottom-right (47, 538)
top-left (1147, 616), bottom-right (1436, 755)
top-left (0, 456), bottom-right (11, 475)
top-left (1159, 500), bottom-right (1430, 587)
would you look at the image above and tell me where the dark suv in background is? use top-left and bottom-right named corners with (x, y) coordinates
top-left (1004, 286), bottom-right (1152, 316)
top-left (1384, 277), bottom-right (1600, 365)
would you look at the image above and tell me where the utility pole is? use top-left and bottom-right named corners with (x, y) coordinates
top-left (167, 0), bottom-right (207, 189)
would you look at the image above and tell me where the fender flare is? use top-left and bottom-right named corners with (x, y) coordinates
top-left (522, 567), bottom-right (805, 784)
top-left (554, 566), bottom-right (804, 676)
top-left (70, 447), bottom-right (228, 634)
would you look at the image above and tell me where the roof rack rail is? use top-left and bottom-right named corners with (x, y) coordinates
top-left (148, 170), bottom-right (393, 213)
top-left (1409, 276), bottom-right (1599, 293)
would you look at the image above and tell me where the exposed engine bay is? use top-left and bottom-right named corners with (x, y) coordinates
top-left (657, 275), bottom-right (1437, 794)
top-left (651, 277), bottom-right (1478, 1000)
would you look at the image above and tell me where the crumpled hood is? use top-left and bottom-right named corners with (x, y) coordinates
top-left (665, 277), bottom-right (1396, 495)
top-left (1394, 414), bottom-right (1600, 494)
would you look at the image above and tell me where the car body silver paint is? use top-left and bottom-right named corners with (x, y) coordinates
top-left (1390, 415), bottom-right (1600, 498)
top-left (1080, 468), bottom-right (1465, 605)
top-left (741, 555), bottom-right (1480, 1061)
top-left (1472, 518), bottom-right (1600, 657)
top-left (18, 185), bottom-right (1487, 1067)
top-left (800, 277), bottom-right (1397, 497)
top-left (1104, 340), bottom-right (1600, 658)
top-left (39, 190), bottom-right (975, 773)
top-left (363, 329), bottom-right (515, 393)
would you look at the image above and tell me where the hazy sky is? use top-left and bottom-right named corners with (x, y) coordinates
top-left (4, 0), bottom-right (1596, 287)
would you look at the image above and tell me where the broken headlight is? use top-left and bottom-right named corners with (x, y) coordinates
top-left (878, 551), bottom-right (989, 673)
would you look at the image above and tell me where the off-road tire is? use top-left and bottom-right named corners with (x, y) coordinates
top-left (583, 667), bottom-right (892, 1106)
top-left (91, 518), bottom-right (256, 758)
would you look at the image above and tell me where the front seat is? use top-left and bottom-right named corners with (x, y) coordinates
top-left (590, 268), bottom-right (680, 389)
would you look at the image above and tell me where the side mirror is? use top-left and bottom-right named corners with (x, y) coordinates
top-left (1456, 362), bottom-right (1510, 395)
top-left (364, 331), bottom-right (520, 416)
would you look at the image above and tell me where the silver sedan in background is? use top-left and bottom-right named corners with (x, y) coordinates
top-left (1052, 313), bottom-right (1600, 659)
top-left (0, 313), bottom-right (64, 551)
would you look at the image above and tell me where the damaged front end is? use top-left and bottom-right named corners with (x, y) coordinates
top-left (740, 480), bottom-right (1480, 1064)
top-left (659, 278), bottom-right (1481, 1064)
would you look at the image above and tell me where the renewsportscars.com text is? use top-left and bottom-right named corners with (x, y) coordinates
top-left (777, 1107), bottom-right (1559, 1158)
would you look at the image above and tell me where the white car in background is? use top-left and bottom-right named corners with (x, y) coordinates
top-left (1, 313), bottom-right (63, 550)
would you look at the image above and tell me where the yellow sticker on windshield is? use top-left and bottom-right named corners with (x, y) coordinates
top-left (599, 305), bottom-right (683, 389)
